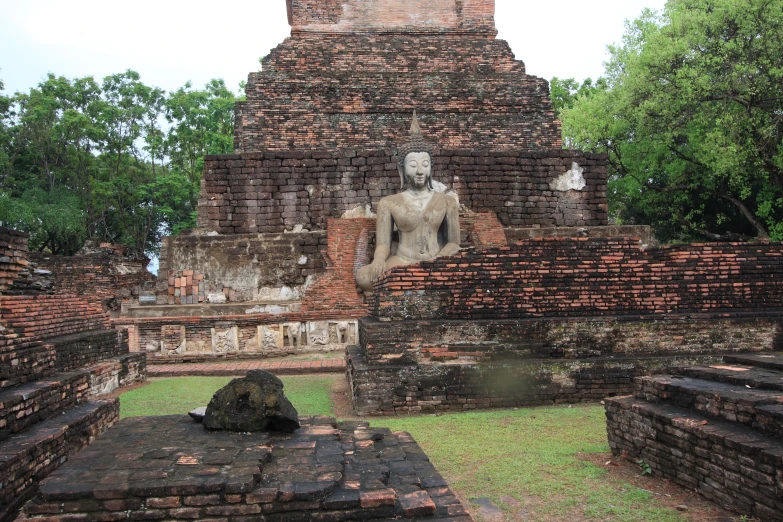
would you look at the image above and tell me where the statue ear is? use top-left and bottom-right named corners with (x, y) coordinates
top-left (397, 162), bottom-right (404, 189)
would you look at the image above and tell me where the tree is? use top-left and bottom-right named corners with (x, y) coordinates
top-left (164, 78), bottom-right (239, 233)
top-left (0, 72), bottom-right (240, 256)
top-left (561, 0), bottom-right (783, 242)
top-left (550, 77), bottom-right (607, 118)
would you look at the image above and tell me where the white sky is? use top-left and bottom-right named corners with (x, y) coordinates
top-left (1, 0), bottom-right (668, 96)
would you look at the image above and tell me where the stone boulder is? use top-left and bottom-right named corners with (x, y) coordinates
top-left (203, 371), bottom-right (300, 432)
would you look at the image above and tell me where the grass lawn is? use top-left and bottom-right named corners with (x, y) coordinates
top-left (119, 375), bottom-right (335, 419)
top-left (118, 375), bottom-right (702, 522)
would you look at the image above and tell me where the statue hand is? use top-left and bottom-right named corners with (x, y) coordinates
top-left (369, 260), bottom-right (387, 280)
top-left (437, 243), bottom-right (461, 258)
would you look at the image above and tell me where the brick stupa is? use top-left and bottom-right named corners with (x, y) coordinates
top-left (236, 0), bottom-right (562, 151)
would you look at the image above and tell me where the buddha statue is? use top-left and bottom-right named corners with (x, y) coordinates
top-left (356, 112), bottom-right (460, 292)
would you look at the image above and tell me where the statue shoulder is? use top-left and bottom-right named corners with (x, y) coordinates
top-left (378, 193), bottom-right (404, 209)
top-left (433, 191), bottom-right (459, 210)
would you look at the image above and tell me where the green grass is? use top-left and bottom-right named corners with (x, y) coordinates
top-left (119, 376), bottom-right (687, 522)
top-left (374, 407), bottom-right (685, 522)
top-left (119, 375), bottom-right (335, 419)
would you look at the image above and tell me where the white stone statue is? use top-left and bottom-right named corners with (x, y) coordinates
top-left (336, 321), bottom-right (352, 344)
top-left (356, 111), bottom-right (460, 292)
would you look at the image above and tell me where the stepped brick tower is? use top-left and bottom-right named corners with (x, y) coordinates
top-left (235, 0), bottom-right (562, 151)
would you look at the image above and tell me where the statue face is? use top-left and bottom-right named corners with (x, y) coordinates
top-left (404, 152), bottom-right (432, 189)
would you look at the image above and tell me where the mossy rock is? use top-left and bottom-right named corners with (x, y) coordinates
top-left (203, 370), bottom-right (300, 432)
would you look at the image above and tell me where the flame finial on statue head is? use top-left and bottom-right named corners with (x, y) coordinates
top-left (397, 110), bottom-right (434, 166)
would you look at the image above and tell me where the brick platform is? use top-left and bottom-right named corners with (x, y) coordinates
top-left (605, 353), bottom-right (783, 521)
top-left (147, 357), bottom-right (344, 377)
top-left (20, 416), bottom-right (472, 521)
top-left (349, 237), bottom-right (783, 415)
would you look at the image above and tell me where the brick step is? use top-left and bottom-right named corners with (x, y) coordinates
top-left (605, 396), bottom-right (783, 521)
top-left (675, 364), bottom-right (783, 391)
top-left (0, 344), bottom-right (55, 390)
top-left (724, 353), bottom-right (783, 372)
top-left (635, 375), bottom-right (783, 440)
top-left (86, 353), bottom-right (147, 397)
top-left (0, 399), bottom-right (118, 522)
top-left (0, 371), bottom-right (90, 442)
top-left (48, 329), bottom-right (126, 373)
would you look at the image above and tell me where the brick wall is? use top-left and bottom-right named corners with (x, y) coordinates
top-left (371, 239), bottom-right (783, 320)
top-left (358, 315), bottom-right (782, 367)
top-left (0, 326), bottom-right (55, 389)
top-left (348, 314), bottom-right (782, 415)
top-left (51, 330), bottom-right (128, 373)
top-left (156, 232), bottom-right (328, 303)
top-left (289, 0), bottom-right (496, 33)
top-left (506, 225), bottom-right (656, 245)
top-left (0, 228), bottom-right (29, 293)
top-left (198, 150), bottom-right (607, 233)
top-left (0, 295), bottom-right (110, 341)
top-left (348, 347), bottom-right (734, 416)
top-left (29, 247), bottom-right (155, 312)
top-left (301, 218), bottom-right (372, 314)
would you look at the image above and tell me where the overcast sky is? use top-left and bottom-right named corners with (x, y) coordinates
top-left (1, 0), bottom-right (668, 96)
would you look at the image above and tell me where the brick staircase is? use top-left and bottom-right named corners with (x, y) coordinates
top-left (0, 294), bottom-right (146, 522)
top-left (605, 353), bottom-right (783, 521)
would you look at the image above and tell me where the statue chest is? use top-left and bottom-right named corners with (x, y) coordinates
top-left (390, 203), bottom-right (447, 233)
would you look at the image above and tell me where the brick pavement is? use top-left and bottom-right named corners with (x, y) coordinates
top-left (147, 357), bottom-right (345, 377)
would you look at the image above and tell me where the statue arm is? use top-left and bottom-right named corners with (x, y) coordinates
top-left (437, 199), bottom-right (461, 257)
top-left (368, 199), bottom-right (392, 277)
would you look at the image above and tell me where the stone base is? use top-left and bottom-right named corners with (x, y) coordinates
top-left (20, 416), bottom-right (472, 521)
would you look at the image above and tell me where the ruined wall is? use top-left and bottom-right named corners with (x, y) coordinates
top-left (371, 239), bottom-right (783, 320)
top-left (29, 246), bottom-right (155, 312)
top-left (349, 349), bottom-right (733, 416)
top-left (348, 315), bottom-right (782, 415)
top-left (288, 0), bottom-right (497, 33)
top-left (0, 227), bottom-right (29, 292)
top-left (198, 150), bottom-right (607, 233)
top-left (358, 315), bottom-right (783, 367)
top-left (156, 231), bottom-right (327, 304)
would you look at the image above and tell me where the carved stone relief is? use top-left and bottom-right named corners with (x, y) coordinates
top-left (308, 322), bottom-right (330, 346)
top-left (161, 325), bottom-right (186, 355)
top-left (259, 325), bottom-right (284, 350)
top-left (211, 327), bottom-right (239, 354)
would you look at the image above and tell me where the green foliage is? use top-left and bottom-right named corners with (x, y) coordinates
top-left (0, 72), bottom-right (240, 256)
top-left (550, 77), bottom-right (608, 118)
top-left (560, 0), bottom-right (783, 242)
top-left (637, 459), bottom-right (652, 476)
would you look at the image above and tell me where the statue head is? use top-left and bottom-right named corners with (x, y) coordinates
top-left (397, 110), bottom-right (434, 190)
